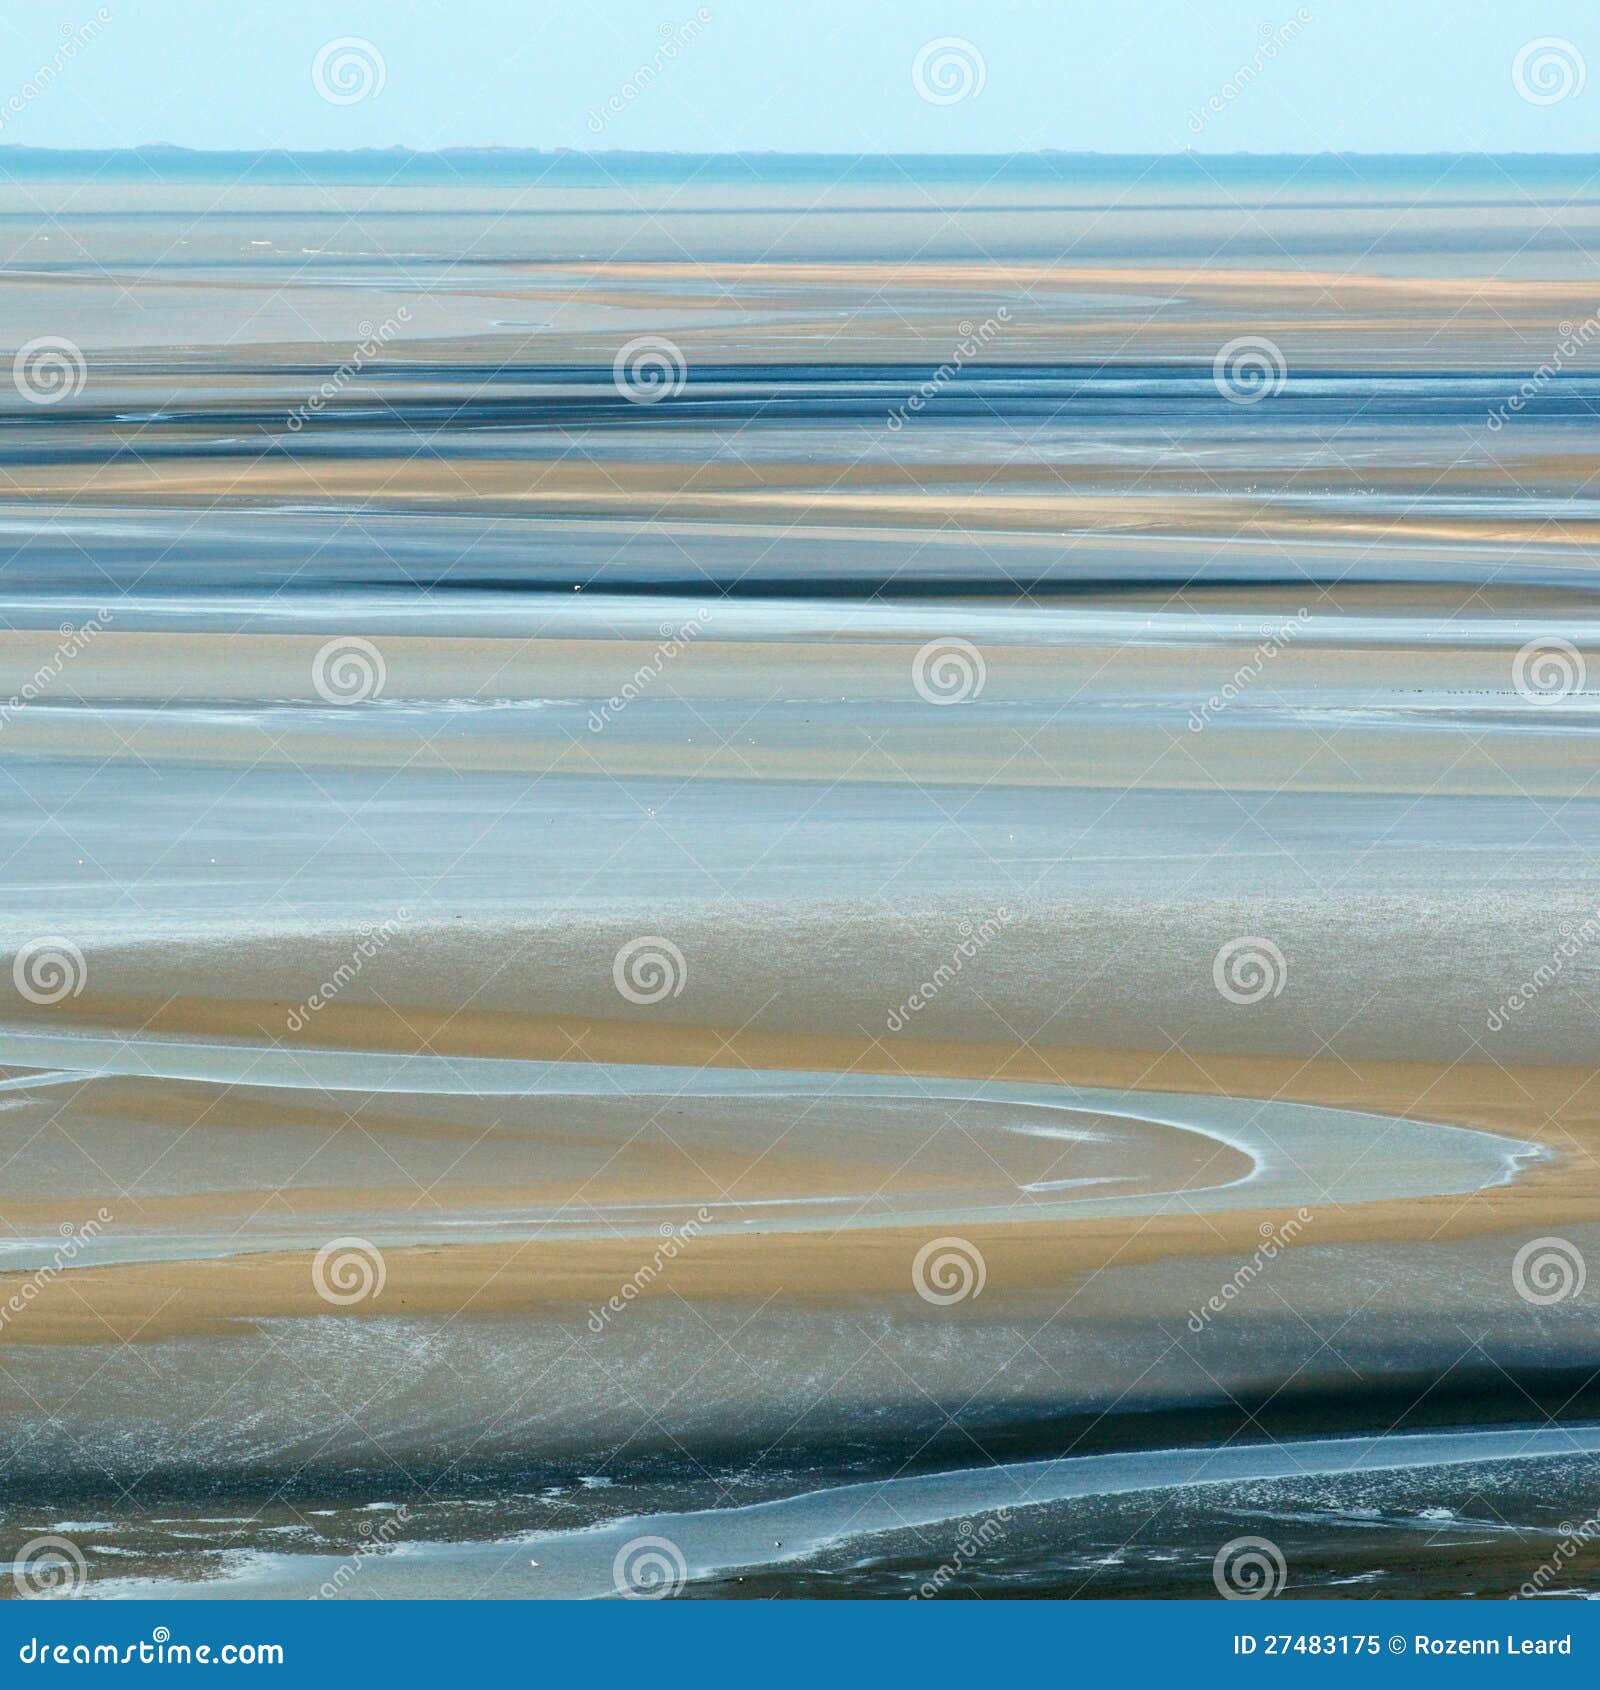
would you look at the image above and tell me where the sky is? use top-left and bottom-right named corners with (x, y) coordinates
top-left (0, 0), bottom-right (1596, 155)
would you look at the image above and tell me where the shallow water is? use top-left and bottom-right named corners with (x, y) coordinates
top-left (1, 154), bottom-right (1598, 1600)
top-left (44, 1425), bottom-right (1596, 1600)
top-left (0, 1047), bottom-right (1541, 1265)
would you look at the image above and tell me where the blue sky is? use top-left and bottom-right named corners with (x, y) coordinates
top-left (2, 0), bottom-right (1597, 153)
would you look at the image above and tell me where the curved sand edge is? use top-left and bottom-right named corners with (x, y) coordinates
top-left (0, 1011), bottom-right (1592, 1347)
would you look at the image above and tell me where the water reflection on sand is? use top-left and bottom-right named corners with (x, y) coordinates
top-left (1, 152), bottom-right (1598, 1598)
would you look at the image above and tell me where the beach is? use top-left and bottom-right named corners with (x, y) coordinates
top-left (0, 150), bottom-right (1597, 1600)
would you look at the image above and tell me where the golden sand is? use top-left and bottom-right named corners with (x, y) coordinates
top-left (3, 1001), bottom-right (1595, 1346)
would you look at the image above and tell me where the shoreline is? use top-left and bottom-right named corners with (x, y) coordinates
top-left (0, 1019), bottom-right (1589, 1347)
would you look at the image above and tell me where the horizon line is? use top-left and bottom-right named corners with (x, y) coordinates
top-left (2, 144), bottom-right (1599, 161)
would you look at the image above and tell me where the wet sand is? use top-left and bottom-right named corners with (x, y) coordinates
top-left (0, 1007), bottom-right (1581, 1347)
top-left (1, 151), bottom-right (1598, 1598)
top-left (77, 1424), bottom-right (1600, 1601)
